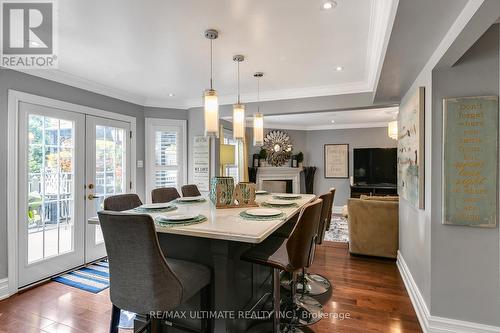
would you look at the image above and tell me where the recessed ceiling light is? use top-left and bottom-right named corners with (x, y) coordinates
top-left (335, 66), bottom-right (343, 71)
top-left (168, 93), bottom-right (175, 97)
top-left (322, 1), bottom-right (337, 10)
top-left (331, 120), bottom-right (336, 123)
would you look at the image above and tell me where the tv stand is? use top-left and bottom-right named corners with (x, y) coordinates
top-left (350, 184), bottom-right (398, 198)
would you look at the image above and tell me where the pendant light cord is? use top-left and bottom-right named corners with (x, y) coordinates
top-left (237, 61), bottom-right (241, 104)
top-left (210, 39), bottom-right (213, 90)
top-left (257, 75), bottom-right (260, 113)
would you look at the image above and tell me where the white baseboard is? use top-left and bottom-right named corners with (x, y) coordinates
top-left (0, 278), bottom-right (9, 301)
top-left (397, 251), bottom-right (500, 333)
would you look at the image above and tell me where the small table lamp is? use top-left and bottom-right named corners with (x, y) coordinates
top-left (220, 144), bottom-right (235, 176)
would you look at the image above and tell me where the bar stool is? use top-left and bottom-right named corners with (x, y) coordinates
top-left (98, 211), bottom-right (212, 333)
top-left (241, 199), bottom-right (323, 333)
top-left (151, 187), bottom-right (181, 203)
top-left (295, 191), bottom-right (334, 296)
top-left (181, 184), bottom-right (202, 197)
top-left (104, 193), bottom-right (142, 211)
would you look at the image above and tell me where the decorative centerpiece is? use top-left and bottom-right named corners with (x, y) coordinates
top-left (210, 177), bottom-right (258, 208)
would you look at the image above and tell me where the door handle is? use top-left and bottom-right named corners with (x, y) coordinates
top-left (88, 194), bottom-right (101, 200)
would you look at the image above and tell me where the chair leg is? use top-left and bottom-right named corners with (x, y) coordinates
top-left (201, 285), bottom-right (212, 333)
top-left (110, 304), bottom-right (120, 333)
top-left (150, 318), bottom-right (161, 333)
top-left (272, 268), bottom-right (281, 333)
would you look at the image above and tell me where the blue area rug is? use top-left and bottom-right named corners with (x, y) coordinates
top-left (52, 260), bottom-right (110, 293)
top-left (53, 260), bottom-right (136, 329)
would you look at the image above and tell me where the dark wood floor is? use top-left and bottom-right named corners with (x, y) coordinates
top-left (0, 242), bottom-right (421, 333)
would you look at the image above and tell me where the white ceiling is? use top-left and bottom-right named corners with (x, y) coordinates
top-left (21, 0), bottom-right (397, 108)
top-left (223, 106), bottom-right (399, 130)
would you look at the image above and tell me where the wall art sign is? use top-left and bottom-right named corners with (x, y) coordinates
top-left (192, 136), bottom-right (210, 192)
top-left (398, 87), bottom-right (425, 209)
top-left (443, 96), bottom-right (498, 227)
top-left (324, 144), bottom-right (349, 178)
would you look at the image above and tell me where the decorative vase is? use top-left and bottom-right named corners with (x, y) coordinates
top-left (298, 162), bottom-right (303, 168)
top-left (234, 182), bottom-right (257, 206)
top-left (210, 176), bottom-right (234, 206)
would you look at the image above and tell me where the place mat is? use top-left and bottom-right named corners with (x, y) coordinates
top-left (261, 202), bottom-right (298, 208)
top-left (239, 211), bottom-right (286, 221)
top-left (155, 214), bottom-right (207, 227)
top-left (173, 198), bottom-right (207, 204)
top-left (132, 206), bottom-right (177, 213)
top-left (273, 195), bottom-right (302, 200)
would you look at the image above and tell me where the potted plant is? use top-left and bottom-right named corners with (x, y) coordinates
top-left (259, 148), bottom-right (268, 167)
top-left (296, 152), bottom-right (304, 168)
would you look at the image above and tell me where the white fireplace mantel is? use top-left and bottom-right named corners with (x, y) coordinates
top-left (256, 167), bottom-right (303, 194)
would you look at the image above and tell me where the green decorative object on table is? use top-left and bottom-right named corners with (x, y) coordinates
top-left (234, 182), bottom-right (258, 207)
top-left (210, 176), bottom-right (234, 207)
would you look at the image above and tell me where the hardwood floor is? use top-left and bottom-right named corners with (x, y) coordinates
top-left (0, 242), bottom-right (421, 333)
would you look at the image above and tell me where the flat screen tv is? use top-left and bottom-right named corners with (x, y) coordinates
top-left (353, 148), bottom-right (397, 186)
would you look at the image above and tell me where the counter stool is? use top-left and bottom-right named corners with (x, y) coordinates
top-left (152, 187), bottom-right (181, 203)
top-left (281, 191), bottom-right (334, 296)
top-left (181, 184), bottom-right (202, 197)
top-left (98, 211), bottom-right (212, 333)
top-left (296, 191), bottom-right (334, 296)
top-left (104, 193), bottom-right (142, 211)
top-left (241, 199), bottom-right (323, 333)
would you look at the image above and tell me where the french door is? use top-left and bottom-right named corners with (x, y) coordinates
top-left (18, 103), bottom-right (131, 287)
top-left (85, 116), bottom-right (130, 262)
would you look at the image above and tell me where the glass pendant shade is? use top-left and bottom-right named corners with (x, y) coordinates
top-left (388, 120), bottom-right (398, 140)
top-left (204, 89), bottom-right (219, 137)
top-left (232, 103), bottom-right (245, 140)
top-left (253, 112), bottom-right (264, 146)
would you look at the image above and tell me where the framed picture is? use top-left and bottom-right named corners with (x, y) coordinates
top-left (398, 86), bottom-right (425, 209)
top-left (324, 144), bottom-right (349, 178)
top-left (442, 95), bottom-right (498, 227)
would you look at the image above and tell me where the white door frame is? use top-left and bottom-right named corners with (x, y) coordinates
top-left (145, 118), bottom-right (187, 203)
top-left (7, 89), bottom-right (137, 296)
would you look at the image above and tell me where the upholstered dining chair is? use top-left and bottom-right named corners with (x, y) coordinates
top-left (98, 211), bottom-right (212, 333)
top-left (151, 187), bottom-right (181, 203)
top-left (181, 184), bottom-right (202, 197)
top-left (104, 194), bottom-right (142, 211)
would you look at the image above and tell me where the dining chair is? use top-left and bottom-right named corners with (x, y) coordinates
top-left (98, 211), bottom-right (212, 333)
top-left (104, 194), bottom-right (142, 211)
top-left (151, 187), bottom-right (180, 203)
top-left (181, 184), bottom-right (202, 197)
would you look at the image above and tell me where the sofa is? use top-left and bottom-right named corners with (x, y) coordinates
top-left (347, 195), bottom-right (399, 259)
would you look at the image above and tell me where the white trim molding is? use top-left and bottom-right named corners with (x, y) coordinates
top-left (0, 278), bottom-right (9, 301)
top-left (397, 251), bottom-right (500, 333)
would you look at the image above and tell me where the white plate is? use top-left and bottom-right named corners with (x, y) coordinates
top-left (159, 214), bottom-right (198, 221)
top-left (274, 194), bottom-right (301, 199)
top-left (265, 199), bottom-right (295, 206)
top-left (256, 190), bottom-right (269, 194)
top-left (139, 203), bottom-right (173, 209)
top-left (177, 196), bottom-right (204, 202)
top-left (245, 208), bottom-right (282, 217)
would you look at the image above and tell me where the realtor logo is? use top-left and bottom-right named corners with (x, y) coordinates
top-left (1, 0), bottom-right (57, 68)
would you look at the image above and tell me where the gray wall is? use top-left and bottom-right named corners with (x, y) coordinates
top-left (431, 25), bottom-right (500, 325)
top-left (144, 106), bottom-right (188, 120)
top-left (305, 127), bottom-right (397, 206)
top-left (0, 68), bottom-right (146, 279)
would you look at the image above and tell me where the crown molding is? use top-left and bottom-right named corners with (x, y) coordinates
top-left (11, 68), bottom-right (148, 106)
top-left (256, 121), bottom-right (389, 131)
top-left (366, 0), bottom-right (399, 91)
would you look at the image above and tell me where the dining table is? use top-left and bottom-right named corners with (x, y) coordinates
top-left (88, 192), bottom-right (316, 333)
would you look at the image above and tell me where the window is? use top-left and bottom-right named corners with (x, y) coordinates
top-left (223, 129), bottom-right (239, 183)
top-left (145, 119), bottom-right (187, 201)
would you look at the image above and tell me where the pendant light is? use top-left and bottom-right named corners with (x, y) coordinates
top-left (203, 29), bottom-right (219, 137)
top-left (253, 72), bottom-right (264, 146)
top-left (232, 55), bottom-right (246, 140)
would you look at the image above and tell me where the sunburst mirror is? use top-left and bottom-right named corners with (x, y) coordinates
top-left (263, 130), bottom-right (293, 166)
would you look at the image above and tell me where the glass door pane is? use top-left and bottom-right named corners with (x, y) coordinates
top-left (153, 130), bottom-right (179, 188)
top-left (27, 115), bottom-right (75, 263)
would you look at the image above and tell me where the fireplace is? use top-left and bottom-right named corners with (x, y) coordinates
top-left (256, 167), bottom-right (303, 194)
top-left (261, 180), bottom-right (293, 193)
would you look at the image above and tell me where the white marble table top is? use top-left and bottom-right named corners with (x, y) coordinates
top-left (88, 193), bottom-right (316, 243)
